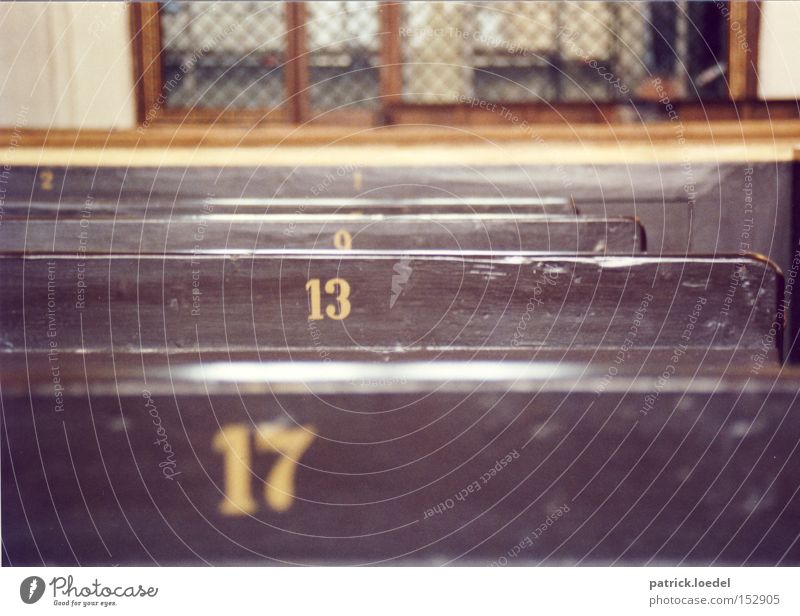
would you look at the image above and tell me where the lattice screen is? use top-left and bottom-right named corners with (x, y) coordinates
top-left (306, 2), bottom-right (381, 112)
top-left (401, 1), bottom-right (726, 104)
top-left (156, 1), bottom-right (728, 112)
top-left (160, 1), bottom-right (287, 109)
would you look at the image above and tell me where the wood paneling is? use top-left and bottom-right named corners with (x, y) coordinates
top-left (378, 2), bottom-right (403, 121)
top-left (130, 2), bottom-right (163, 126)
top-left (728, 0), bottom-right (762, 102)
top-left (286, 2), bottom-right (310, 124)
top-left (2, 117), bottom-right (800, 151)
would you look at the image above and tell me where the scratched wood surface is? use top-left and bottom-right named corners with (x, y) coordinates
top-left (1, 215), bottom-right (642, 254)
top-left (1, 253), bottom-right (781, 358)
top-left (3, 357), bottom-right (799, 565)
top-left (6, 197), bottom-right (576, 218)
top-left (2, 165), bottom-right (567, 209)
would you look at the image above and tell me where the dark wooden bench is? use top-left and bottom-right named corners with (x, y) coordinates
top-left (4, 165), bottom-right (575, 210)
top-left (1, 214), bottom-right (642, 254)
top-left (1, 253), bottom-right (781, 362)
top-left (2, 354), bottom-right (799, 565)
top-left (6, 196), bottom-right (577, 216)
top-left (1, 163), bottom-right (794, 569)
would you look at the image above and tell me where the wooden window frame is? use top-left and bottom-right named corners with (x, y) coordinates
top-left (131, 1), bottom-right (787, 129)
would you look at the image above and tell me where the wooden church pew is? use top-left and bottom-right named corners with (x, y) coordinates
top-left (4, 165), bottom-right (576, 213)
top-left (6, 196), bottom-right (578, 217)
top-left (2, 355), bottom-right (799, 565)
top-left (1, 214), bottom-right (642, 254)
top-left (1, 252), bottom-right (781, 364)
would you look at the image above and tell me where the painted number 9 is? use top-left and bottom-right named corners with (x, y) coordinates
top-left (333, 229), bottom-right (352, 250)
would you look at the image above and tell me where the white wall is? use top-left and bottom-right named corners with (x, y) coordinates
top-left (0, 2), bottom-right (136, 130)
top-left (758, 1), bottom-right (800, 100)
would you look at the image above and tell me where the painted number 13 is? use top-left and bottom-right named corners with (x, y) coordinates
top-left (306, 278), bottom-right (351, 320)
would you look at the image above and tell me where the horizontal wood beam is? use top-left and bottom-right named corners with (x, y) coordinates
top-left (1, 119), bottom-right (799, 150)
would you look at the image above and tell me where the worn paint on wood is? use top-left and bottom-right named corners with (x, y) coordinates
top-left (1, 253), bottom-right (781, 357)
top-left (1, 215), bottom-right (641, 254)
top-left (2, 357), bottom-right (798, 565)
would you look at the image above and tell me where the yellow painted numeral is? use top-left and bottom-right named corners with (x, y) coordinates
top-left (306, 278), bottom-right (323, 320)
top-left (306, 277), bottom-right (351, 321)
top-left (333, 229), bottom-right (352, 250)
top-left (212, 424), bottom-right (257, 516)
top-left (254, 424), bottom-right (316, 512)
top-left (325, 278), bottom-right (351, 320)
top-left (39, 170), bottom-right (54, 191)
top-left (213, 423), bottom-right (316, 516)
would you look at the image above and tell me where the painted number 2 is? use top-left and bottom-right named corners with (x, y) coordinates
top-left (38, 170), bottom-right (54, 191)
top-left (306, 278), bottom-right (351, 320)
top-left (212, 423), bottom-right (316, 515)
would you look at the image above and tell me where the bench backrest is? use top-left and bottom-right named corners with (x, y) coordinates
top-left (6, 196), bottom-right (577, 216)
top-left (2, 356), bottom-right (799, 565)
top-left (1, 215), bottom-right (641, 254)
top-left (1, 253), bottom-right (780, 357)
